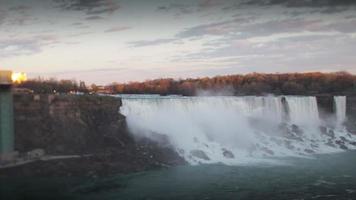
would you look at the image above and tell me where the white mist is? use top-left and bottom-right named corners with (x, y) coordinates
top-left (120, 96), bottom-right (356, 165)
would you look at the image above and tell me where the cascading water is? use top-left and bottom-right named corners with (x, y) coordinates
top-left (119, 95), bottom-right (356, 165)
top-left (334, 96), bottom-right (347, 127)
top-left (284, 96), bottom-right (320, 126)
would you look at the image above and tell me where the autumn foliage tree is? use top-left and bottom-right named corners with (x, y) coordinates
top-left (16, 72), bottom-right (356, 96)
top-left (109, 72), bottom-right (356, 96)
top-left (16, 78), bottom-right (88, 94)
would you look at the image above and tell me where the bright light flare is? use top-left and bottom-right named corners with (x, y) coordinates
top-left (11, 72), bottom-right (27, 84)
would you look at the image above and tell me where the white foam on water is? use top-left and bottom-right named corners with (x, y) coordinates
top-left (119, 96), bottom-right (356, 165)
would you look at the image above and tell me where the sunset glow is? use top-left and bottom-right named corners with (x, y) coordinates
top-left (11, 72), bottom-right (27, 84)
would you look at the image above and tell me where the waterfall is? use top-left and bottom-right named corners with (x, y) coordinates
top-left (284, 96), bottom-right (320, 126)
top-left (240, 96), bottom-right (283, 123)
top-left (334, 96), bottom-right (347, 126)
top-left (119, 95), bottom-right (356, 165)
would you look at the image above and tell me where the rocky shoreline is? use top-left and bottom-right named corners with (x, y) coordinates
top-left (0, 94), bottom-right (185, 178)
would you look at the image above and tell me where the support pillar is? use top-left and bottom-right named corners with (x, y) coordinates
top-left (0, 70), bottom-right (15, 161)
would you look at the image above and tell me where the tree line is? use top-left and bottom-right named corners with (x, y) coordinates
top-left (16, 78), bottom-right (88, 94)
top-left (15, 72), bottom-right (356, 96)
top-left (107, 72), bottom-right (356, 96)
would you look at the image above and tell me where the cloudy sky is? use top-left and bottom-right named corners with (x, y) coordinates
top-left (1, 0), bottom-right (356, 84)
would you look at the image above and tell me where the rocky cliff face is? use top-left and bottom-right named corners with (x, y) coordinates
top-left (346, 96), bottom-right (356, 133)
top-left (14, 94), bottom-right (128, 155)
top-left (316, 95), bottom-right (356, 134)
top-left (0, 94), bottom-right (185, 177)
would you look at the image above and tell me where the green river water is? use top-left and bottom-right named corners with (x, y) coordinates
top-left (1, 151), bottom-right (356, 200)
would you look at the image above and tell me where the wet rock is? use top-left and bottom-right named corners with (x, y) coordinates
top-left (190, 150), bottom-right (210, 160)
top-left (280, 124), bottom-right (303, 141)
top-left (320, 127), bottom-right (335, 138)
top-left (0, 151), bottom-right (19, 164)
top-left (178, 148), bottom-right (185, 154)
top-left (222, 149), bottom-right (234, 159)
top-left (278, 123), bottom-right (289, 134)
top-left (27, 149), bottom-right (45, 159)
top-left (150, 132), bottom-right (170, 145)
top-left (292, 135), bottom-right (303, 142)
top-left (291, 124), bottom-right (303, 136)
top-left (336, 140), bottom-right (348, 150)
top-left (284, 140), bottom-right (295, 150)
top-left (261, 147), bottom-right (274, 155)
top-left (340, 136), bottom-right (347, 142)
top-left (340, 145), bottom-right (348, 150)
top-left (271, 137), bottom-right (283, 145)
top-left (336, 140), bottom-right (345, 145)
top-left (247, 144), bottom-right (258, 155)
top-left (319, 126), bottom-right (327, 135)
top-left (193, 137), bottom-right (199, 143)
top-left (326, 139), bottom-right (336, 147)
top-left (328, 130), bottom-right (335, 138)
top-left (304, 149), bottom-right (315, 154)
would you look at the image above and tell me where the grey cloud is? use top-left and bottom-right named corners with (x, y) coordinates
top-left (176, 15), bottom-right (356, 41)
top-left (236, 19), bottom-right (323, 38)
top-left (130, 1), bottom-right (356, 50)
top-left (8, 15), bottom-right (34, 26)
top-left (198, 0), bottom-right (224, 8)
top-left (67, 31), bottom-right (93, 37)
top-left (174, 33), bottom-right (356, 67)
top-left (323, 20), bottom-right (356, 33)
top-left (104, 26), bottom-right (130, 33)
top-left (1, 4), bottom-right (34, 26)
top-left (156, 2), bottom-right (195, 14)
top-left (0, 10), bottom-right (6, 26)
top-left (54, 0), bottom-right (119, 15)
top-left (0, 39), bottom-right (41, 58)
top-left (127, 17), bottom-right (251, 47)
top-left (176, 18), bottom-right (322, 39)
top-left (9, 5), bottom-right (30, 13)
top-left (128, 38), bottom-right (176, 47)
top-left (221, 0), bottom-right (356, 15)
top-left (176, 20), bottom-right (235, 38)
top-left (71, 22), bottom-right (83, 26)
top-left (319, 6), bottom-right (350, 14)
top-left (48, 67), bottom-right (129, 75)
top-left (156, 0), bottom-right (223, 15)
top-left (173, 33), bottom-right (356, 75)
top-left (241, 0), bottom-right (356, 7)
top-left (157, 0), bottom-right (356, 16)
top-left (0, 34), bottom-right (59, 58)
top-left (85, 15), bottom-right (103, 20)
top-left (157, 0), bottom-right (231, 13)
top-left (127, 17), bottom-right (336, 48)
top-left (277, 34), bottom-right (338, 42)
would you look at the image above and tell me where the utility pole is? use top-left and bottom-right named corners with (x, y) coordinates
top-left (0, 70), bottom-right (15, 161)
